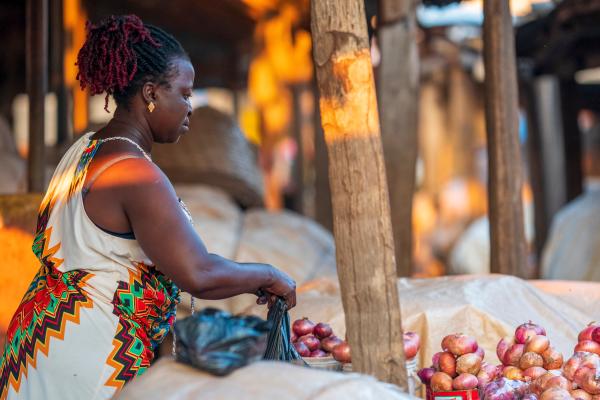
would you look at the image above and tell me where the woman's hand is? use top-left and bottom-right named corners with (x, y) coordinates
top-left (256, 268), bottom-right (296, 310)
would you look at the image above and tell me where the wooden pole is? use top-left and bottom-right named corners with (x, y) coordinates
top-left (377, 0), bottom-right (419, 277)
top-left (50, 0), bottom-right (68, 146)
top-left (311, 0), bottom-right (408, 387)
top-left (27, 0), bottom-right (48, 192)
top-left (559, 79), bottom-right (583, 203)
top-left (290, 84), bottom-right (305, 214)
top-left (483, 0), bottom-right (528, 277)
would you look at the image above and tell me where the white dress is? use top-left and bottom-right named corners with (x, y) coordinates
top-left (1, 133), bottom-right (181, 399)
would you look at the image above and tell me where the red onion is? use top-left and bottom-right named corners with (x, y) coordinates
top-left (543, 376), bottom-right (570, 392)
top-left (497, 336), bottom-right (514, 362)
top-left (520, 352), bottom-right (545, 369)
top-left (417, 367), bottom-right (436, 385)
top-left (576, 340), bottom-right (600, 356)
top-left (593, 327), bottom-right (600, 344)
top-left (294, 340), bottom-right (311, 357)
top-left (299, 334), bottom-right (320, 352)
top-left (452, 373), bottom-right (478, 390)
top-left (571, 389), bottom-right (593, 400)
top-left (320, 335), bottom-right (343, 353)
top-left (313, 322), bottom-right (333, 339)
top-left (579, 323), bottom-right (600, 342)
top-left (430, 372), bottom-right (453, 392)
top-left (332, 342), bottom-right (351, 363)
top-left (476, 369), bottom-right (493, 388)
top-left (525, 335), bottom-right (550, 354)
top-left (515, 322), bottom-right (546, 344)
top-left (291, 332), bottom-right (298, 343)
top-left (442, 334), bottom-right (478, 356)
top-left (580, 368), bottom-right (600, 395)
top-left (523, 366), bottom-right (547, 380)
top-left (540, 388), bottom-right (572, 400)
top-left (541, 347), bottom-right (563, 370)
top-left (574, 366), bottom-right (594, 387)
top-left (456, 353), bottom-right (483, 375)
top-left (480, 363), bottom-right (499, 380)
top-left (474, 346), bottom-right (485, 360)
top-left (564, 352), bottom-right (599, 380)
top-left (432, 352), bottom-right (444, 370)
top-left (503, 344), bottom-right (525, 367)
top-left (403, 331), bottom-right (420, 359)
top-left (309, 349), bottom-right (328, 358)
top-left (503, 366), bottom-right (525, 381)
top-left (439, 351), bottom-right (458, 377)
top-left (292, 318), bottom-right (315, 337)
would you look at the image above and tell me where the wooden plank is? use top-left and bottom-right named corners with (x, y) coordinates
top-left (311, 0), bottom-right (408, 388)
top-left (483, 0), bottom-right (528, 277)
top-left (26, 0), bottom-right (48, 192)
top-left (377, 0), bottom-right (419, 277)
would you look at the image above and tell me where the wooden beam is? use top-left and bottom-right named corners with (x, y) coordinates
top-left (377, 0), bottom-right (419, 277)
top-left (311, 0), bottom-right (408, 388)
top-left (483, 0), bottom-right (528, 277)
top-left (290, 84), bottom-right (305, 214)
top-left (27, 0), bottom-right (48, 192)
top-left (50, 0), bottom-right (69, 146)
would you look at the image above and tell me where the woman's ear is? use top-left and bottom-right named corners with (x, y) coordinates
top-left (141, 81), bottom-right (157, 104)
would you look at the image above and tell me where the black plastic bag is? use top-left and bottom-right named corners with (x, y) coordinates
top-left (174, 308), bottom-right (272, 376)
top-left (263, 298), bottom-right (305, 363)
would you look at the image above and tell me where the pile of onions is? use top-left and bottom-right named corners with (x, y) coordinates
top-left (562, 345), bottom-right (600, 398)
top-left (291, 318), bottom-right (346, 359)
top-left (574, 322), bottom-right (600, 356)
top-left (418, 333), bottom-right (489, 392)
top-left (496, 322), bottom-right (563, 382)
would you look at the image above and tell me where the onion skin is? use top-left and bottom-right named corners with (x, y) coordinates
top-left (541, 347), bottom-right (564, 370)
top-left (576, 340), bottom-right (600, 356)
top-left (294, 341), bottom-right (311, 357)
top-left (417, 367), bottom-right (436, 385)
top-left (456, 353), bottom-right (483, 375)
top-left (540, 388), bottom-right (572, 400)
top-left (497, 336), bottom-right (514, 363)
top-left (292, 318), bottom-right (316, 337)
top-left (475, 346), bottom-right (485, 360)
top-left (481, 363), bottom-right (499, 379)
top-left (430, 372), bottom-right (454, 392)
top-left (543, 376), bottom-right (570, 392)
top-left (313, 322), bottom-right (333, 339)
top-left (525, 335), bottom-right (550, 354)
top-left (520, 352), bottom-right (545, 370)
top-left (580, 368), bottom-right (600, 395)
top-left (503, 366), bottom-right (525, 381)
top-left (522, 395), bottom-right (539, 400)
top-left (309, 349), bottom-right (328, 358)
top-left (432, 352), bottom-right (444, 370)
top-left (476, 369), bottom-right (493, 388)
top-left (439, 351), bottom-right (458, 377)
top-left (515, 322), bottom-right (547, 344)
top-left (299, 334), bottom-right (320, 351)
top-left (574, 366), bottom-right (594, 387)
top-left (442, 334), bottom-right (479, 356)
top-left (523, 367), bottom-right (547, 380)
top-left (403, 331), bottom-right (420, 359)
top-left (579, 323), bottom-right (600, 342)
top-left (571, 389), bottom-right (593, 400)
top-left (593, 327), bottom-right (600, 344)
top-left (320, 335), bottom-right (343, 353)
top-left (504, 344), bottom-right (526, 367)
top-left (332, 342), bottom-right (351, 363)
top-left (452, 373), bottom-right (479, 390)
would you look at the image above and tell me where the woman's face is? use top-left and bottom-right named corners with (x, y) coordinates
top-left (149, 57), bottom-right (194, 143)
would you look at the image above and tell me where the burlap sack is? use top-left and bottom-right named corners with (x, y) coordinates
top-left (114, 358), bottom-right (416, 400)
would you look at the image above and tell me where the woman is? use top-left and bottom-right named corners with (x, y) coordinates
top-left (0, 15), bottom-right (296, 400)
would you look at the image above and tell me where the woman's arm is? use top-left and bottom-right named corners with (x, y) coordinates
top-left (106, 158), bottom-right (296, 308)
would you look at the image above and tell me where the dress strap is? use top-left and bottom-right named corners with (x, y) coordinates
top-left (82, 155), bottom-right (140, 197)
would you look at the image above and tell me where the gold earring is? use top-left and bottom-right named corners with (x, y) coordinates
top-left (147, 102), bottom-right (155, 113)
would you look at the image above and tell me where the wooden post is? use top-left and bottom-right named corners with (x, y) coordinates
top-left (50, 0), bottom-right (68, 146)
top-left (311, 0), bottom-right (408, 387)
top-left (377, 0), bottom-right (419, 277)
top-left (27, 0), bottom-right (48, 192)
top-left (483, 0), bottom-right (528, 277)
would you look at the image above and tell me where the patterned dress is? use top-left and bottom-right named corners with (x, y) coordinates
top-left (0, 133), bottom-right (180, 399)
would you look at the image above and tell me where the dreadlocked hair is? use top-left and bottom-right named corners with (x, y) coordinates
top-left (76, 14), bottom-right (188, 111)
